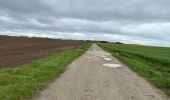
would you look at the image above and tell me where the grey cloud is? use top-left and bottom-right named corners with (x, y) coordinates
top-left (0, 0), bottom-right (170, 46)
top-left (1, 0), bottom-right (170, 22)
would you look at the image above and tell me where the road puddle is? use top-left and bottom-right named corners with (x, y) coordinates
top-left (104, 58), bottom-right (112, 61)
top-left (101, 55), bottom-right (106, 58)
top-left (85, 56), bottom-right (91, 58)
top-left (103, 63), bottom-right (121, 68)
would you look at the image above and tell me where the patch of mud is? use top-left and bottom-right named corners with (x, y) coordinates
top-left (103, 63), bottom-right (121, 68)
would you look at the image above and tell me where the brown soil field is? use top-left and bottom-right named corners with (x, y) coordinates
top-left (0, 35), bottom-right (84, 68)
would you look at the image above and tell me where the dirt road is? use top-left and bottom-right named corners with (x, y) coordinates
top-left (36, 44), bottom-right (168, 100)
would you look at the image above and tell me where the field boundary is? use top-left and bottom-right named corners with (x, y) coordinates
top-left (0, 35), bottom-right (86, 68)
top-left (98, 43), bottom-right (170, 97)
top-left (0, 43), bottom-right (91, 100)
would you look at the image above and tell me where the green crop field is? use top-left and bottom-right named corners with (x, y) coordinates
top-left (98, 43), bottom-right (170, 96)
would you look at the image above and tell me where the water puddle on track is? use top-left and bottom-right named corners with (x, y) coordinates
top-left (104, 58), bottom-right (112, 61)
top-left (101, 55), bottom-right (106, 58)
top-left (103, 63), bottom-right (121, 68)
top-left (85, 56), bottom-right (91, 59)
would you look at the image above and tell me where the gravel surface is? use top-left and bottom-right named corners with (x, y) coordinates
top-left (36, 44), bottom-right (169, 100)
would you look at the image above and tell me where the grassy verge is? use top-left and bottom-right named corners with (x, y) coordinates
top-left (0, 43), bottom-right (91, 100)
top-left (98, 43), bottom-right (170, 96)
top-left (79, 42), bottom-right (92, 50)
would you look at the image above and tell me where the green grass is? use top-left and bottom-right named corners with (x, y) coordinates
top-left (98, 42), bottom-right (170, 96)
top-left (0, 43), bottom-right (91, 100)
top-left (79, 42), bottom-right (92, 50)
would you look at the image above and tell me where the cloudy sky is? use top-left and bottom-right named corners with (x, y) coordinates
top-left (0, 0), bottom-right (170, 46)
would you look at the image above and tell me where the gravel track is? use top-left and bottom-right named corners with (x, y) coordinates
top-left (36, 44), bottom-right (169, 100)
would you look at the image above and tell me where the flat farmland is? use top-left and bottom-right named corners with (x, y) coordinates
top-left (98, 42), bottom-right (170, 96)
top-left (0, 35), bottom-right (84, 68)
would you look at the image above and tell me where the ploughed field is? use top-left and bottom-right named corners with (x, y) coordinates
top-left (98, 43), bottom-right (170, 96)
top-left (0, 35), bottom-right (84, 68)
